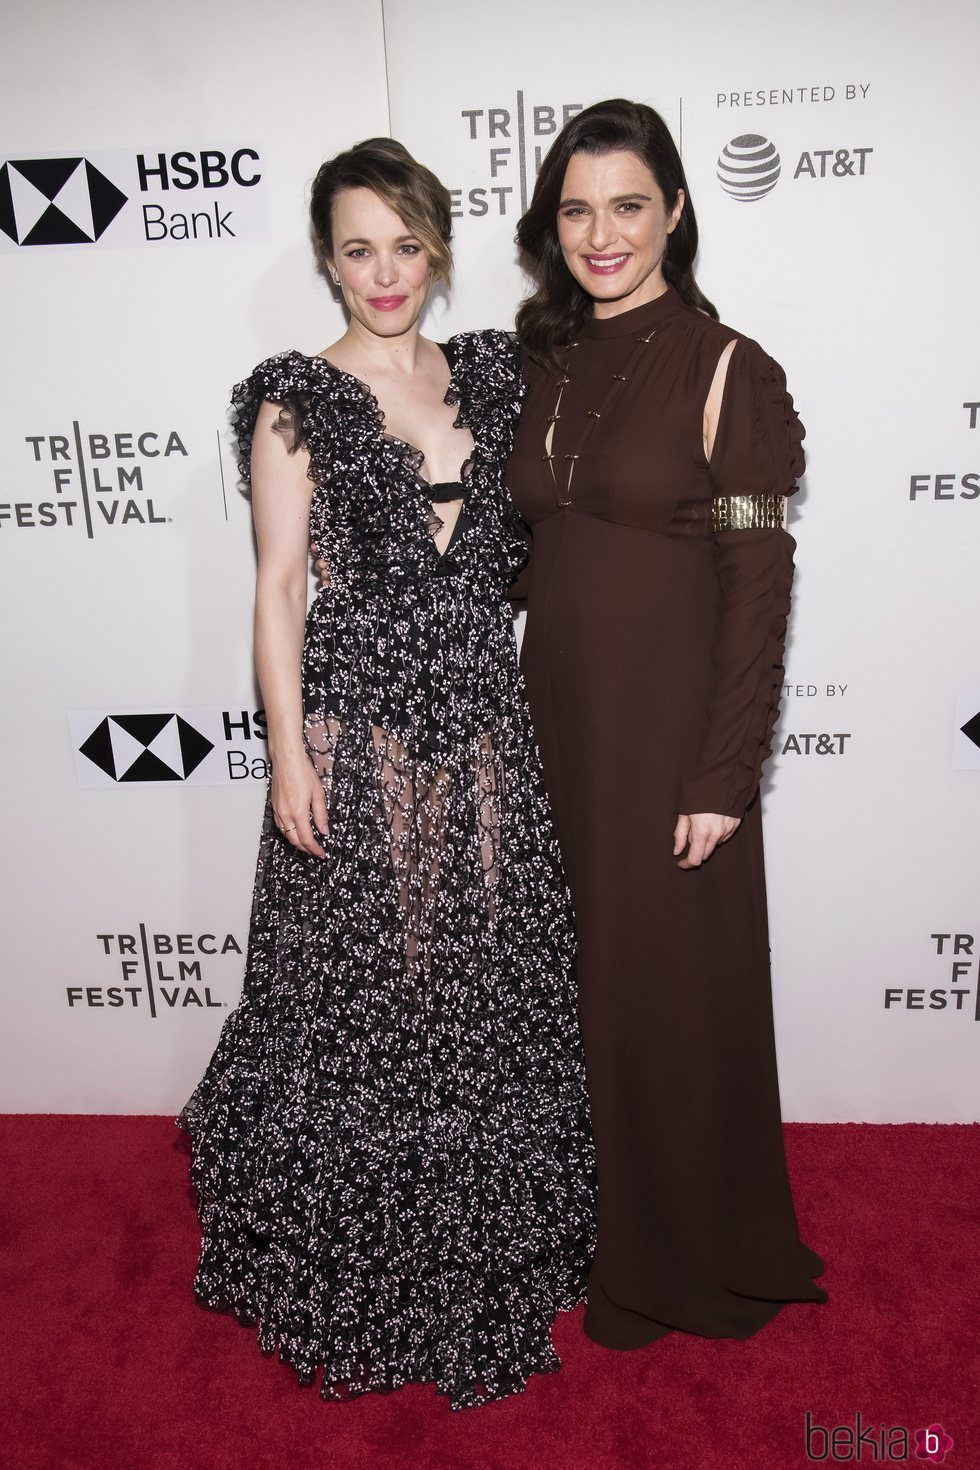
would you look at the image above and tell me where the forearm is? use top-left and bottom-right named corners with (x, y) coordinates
top-left (679, 526), bottom-right (795, 819)
top-left (253, 575), bottom-right (308, 764)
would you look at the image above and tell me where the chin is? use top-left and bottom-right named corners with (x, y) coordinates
top-left (583, 277), bottom-right (637, 302)
top-left (358, 304), bottom-right (423, 335)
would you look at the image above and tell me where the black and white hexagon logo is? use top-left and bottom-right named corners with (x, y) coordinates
top-left (716, 135), bottom-right (782, 202)
top-left (0, 158), bottom-right (127, 245)
top-left (79, 714), bottom-right (214, 782)
top-left (961, 709), bottom-right (980, 752)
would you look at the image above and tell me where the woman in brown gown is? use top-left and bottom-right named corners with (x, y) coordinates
top-left (507, 99), bottom-right (827, 1349)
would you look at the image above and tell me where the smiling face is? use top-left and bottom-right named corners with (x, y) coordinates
top-left (328, 186), bottom-right (433, 338)
top-left (556, 149), bottom-right (684, 318)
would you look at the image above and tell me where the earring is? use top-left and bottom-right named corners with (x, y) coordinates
top-left (331, 270), bottom-right (340, 285)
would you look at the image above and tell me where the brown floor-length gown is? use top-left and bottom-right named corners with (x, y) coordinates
top-left (507, 286), bottom-right (827, 1348)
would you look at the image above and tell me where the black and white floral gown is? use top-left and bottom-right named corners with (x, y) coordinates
top-left (177, 331), bottom-right (595, 1409)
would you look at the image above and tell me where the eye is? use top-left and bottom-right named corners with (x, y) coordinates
top-left (345, 247), bottom-right (369, 260)
top-left (397, 243), bottom-right (422, 256)
top-left (560, 206), bottom-right (587, 219)
top-left (617, 201), bottom-right (642, 214)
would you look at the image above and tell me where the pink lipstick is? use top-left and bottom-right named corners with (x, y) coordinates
top-left (367, 295), bottom-right (409, 311)
top-left (582, 253), bottom-right (631, 275)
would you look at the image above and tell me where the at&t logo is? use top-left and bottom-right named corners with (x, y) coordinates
top-left (717, 135), bottom-right (781, 201)
top-left (717, 133), bottom-right (872, 201)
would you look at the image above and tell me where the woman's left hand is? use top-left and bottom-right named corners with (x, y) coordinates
top-left (311, 542), bottom-right (330, 589)
top-left (674, 812), bottom-right (741, 869)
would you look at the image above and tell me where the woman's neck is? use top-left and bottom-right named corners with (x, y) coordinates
top-left (330, 316), bottom-right (426, 377)
top-left (592, 273), bottom-right (669, 320)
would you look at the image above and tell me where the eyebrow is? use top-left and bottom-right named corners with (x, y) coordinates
top-left (338, 233), bottom-right (420, 248)
top-left (559, 193), bottom-right (653, 208)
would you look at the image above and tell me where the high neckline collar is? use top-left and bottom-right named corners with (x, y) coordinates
top-left (579, 284), bottom-right (685, 340)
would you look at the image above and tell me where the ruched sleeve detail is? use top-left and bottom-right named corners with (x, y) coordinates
top-left (707, 337), bottom-right (804, 498)
top-left (229, 351), bottom-right (318, 494)
top-left (678, 339), bottom-right (804, 820)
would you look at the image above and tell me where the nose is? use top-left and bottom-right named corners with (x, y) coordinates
top-left (374, 252), bottom-right (398, 288)
top-left (587, 210), bottom-right (618, 253)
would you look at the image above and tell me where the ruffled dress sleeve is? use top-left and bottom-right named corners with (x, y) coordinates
top-left (507, 556), bottom-right (532, 611)
top-left (229, 351), bottom-right (317, 493)
top-left (448, 328), bottom-right (532, 599)
top-left (677, 337), bottom-right (804, 820)
top-left (449, 328), bottom-right (524, 409)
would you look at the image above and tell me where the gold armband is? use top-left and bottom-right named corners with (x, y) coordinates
top-left (712, 494), bottom-right (788, 532)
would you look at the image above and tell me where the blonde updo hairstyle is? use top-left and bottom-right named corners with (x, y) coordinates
top-left (310, 136), bottom-right (454, 285)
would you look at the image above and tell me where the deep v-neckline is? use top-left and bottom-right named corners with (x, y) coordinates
top-left (305, 346), bottom-right (476, 562)
top-left (308, 346), bottom-right (475, 491)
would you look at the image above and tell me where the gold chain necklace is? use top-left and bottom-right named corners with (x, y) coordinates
top-left (542, 327), bottom-right (658, 508)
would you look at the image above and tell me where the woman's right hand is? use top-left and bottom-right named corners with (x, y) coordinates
top-left (673, 811), bottom-right (740, 869)
top-left (271, 748), bottom-right (329, 857)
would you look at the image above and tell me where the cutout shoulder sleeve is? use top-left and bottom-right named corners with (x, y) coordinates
top-left (707, 337), bottom-right (805, 499)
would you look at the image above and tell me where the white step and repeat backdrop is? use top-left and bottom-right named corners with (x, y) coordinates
top-left (1, 0), bottom-right (978, 1119)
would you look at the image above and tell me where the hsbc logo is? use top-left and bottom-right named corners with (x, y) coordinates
top-left (0, 158), bottom-right (126, 245)
top-left (0, 144), bottom-right (268, 251)
top-left (69, 706), bottom-right (272, 786)
top-left (77, 714), bottom-right (214, 783)
top-left (954, 689), bottom-right (980, 770)
top-left (961, 711), bottom-right (980, 750)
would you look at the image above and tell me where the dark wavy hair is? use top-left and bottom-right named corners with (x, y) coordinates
top-left (516, 99), bottom-right (717, 365)
top-left (310, 137), bottom-right (453, 284)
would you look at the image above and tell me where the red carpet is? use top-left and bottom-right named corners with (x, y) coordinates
top-left (2, 1118), bottom-right (976, 1470)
